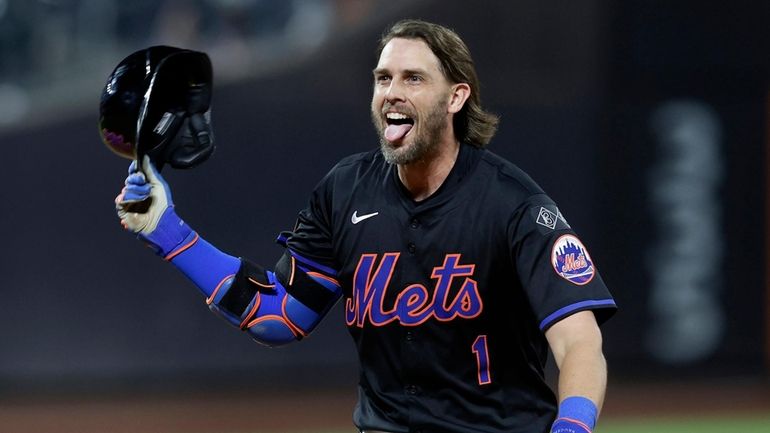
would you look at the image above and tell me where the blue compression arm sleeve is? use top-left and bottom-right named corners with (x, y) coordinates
top-left (167, 231), bottom-right (241, 298)
top-left (166, 230), bottom-right (341, 347)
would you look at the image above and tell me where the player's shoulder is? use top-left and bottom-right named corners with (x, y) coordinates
top-left (314, 147), bottom-right (385, 192)
top-left (475, 148), bottom-right (572, 235)
top-left (330, 148), bottom-right (382, 172)
top-left (476, 148), bottom-right (546, 198)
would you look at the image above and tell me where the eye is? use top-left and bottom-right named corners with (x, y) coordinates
top-left (406, 74), bottom-right (423, 83)
top-left (375, 74), bottom-right (391, 84)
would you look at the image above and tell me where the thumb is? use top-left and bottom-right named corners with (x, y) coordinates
top-left (140, 155), bottom-right (174, 206)
top-left (141, 155), bottom-right (163, 185)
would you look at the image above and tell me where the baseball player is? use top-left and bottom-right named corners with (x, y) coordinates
top-left (115, 19), bottom-right (616, 433)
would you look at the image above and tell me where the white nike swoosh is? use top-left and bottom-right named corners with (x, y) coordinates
top-left (351, 211), bottom-right (379, 224)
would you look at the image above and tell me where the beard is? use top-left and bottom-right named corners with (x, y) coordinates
top-left (372, 94), bottom-right (449, 165)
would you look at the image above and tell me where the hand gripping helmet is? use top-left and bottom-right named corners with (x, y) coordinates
top-left (99, 46), bottom-right (215, 170)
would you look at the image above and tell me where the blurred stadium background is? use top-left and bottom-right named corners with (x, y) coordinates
top-left (0, 0), bottom-right (768, 432)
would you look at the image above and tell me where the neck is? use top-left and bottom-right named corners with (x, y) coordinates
top-left (397, 140), bottom-right (460, 202)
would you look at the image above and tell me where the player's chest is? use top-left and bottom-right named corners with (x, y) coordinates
top-left (331, 194), bottom-right (509, 326)
top-left (332, 193), bottom-right (503, 271)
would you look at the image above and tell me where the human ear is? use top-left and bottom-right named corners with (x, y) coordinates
top-left (448, 83), bottom-right (471, 114)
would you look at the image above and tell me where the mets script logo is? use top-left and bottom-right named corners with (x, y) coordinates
top-left (345, 253), bottom-right (483, 327)
top-left (551, 234), bottom-right (595, 285)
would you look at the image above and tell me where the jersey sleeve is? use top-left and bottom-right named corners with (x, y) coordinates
top-left (276, 165), bottom-right (338, 275)
top-left (510, 195), bottom-right (617, 331)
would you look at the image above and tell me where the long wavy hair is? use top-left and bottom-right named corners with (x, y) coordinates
top-left (377, 19), bottom-right (499, 148)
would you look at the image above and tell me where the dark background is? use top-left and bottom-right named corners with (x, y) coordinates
top-left (0, 0), bottom-right (767, 399)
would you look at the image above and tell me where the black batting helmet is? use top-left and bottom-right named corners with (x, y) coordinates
top-left (99, 45), bottom-right (215, 170)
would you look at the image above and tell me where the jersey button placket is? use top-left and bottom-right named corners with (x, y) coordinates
top-left (407, 242), bottom-right (416, 254)
top-left (410, 217), bottom-right (420, 229)
top-left (407, 216), bottom-right (419, 254)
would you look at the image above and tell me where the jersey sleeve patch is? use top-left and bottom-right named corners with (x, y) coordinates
top-left (551, 234), bottom-right (595, 285)
top-left (530, 204), bottom-right (571, 233)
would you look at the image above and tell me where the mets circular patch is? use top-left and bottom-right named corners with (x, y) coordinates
top-left (551, 234), bottom-right (595, 285)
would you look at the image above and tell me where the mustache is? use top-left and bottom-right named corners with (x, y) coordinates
top-left (381, 103), bottom-right (415, 117)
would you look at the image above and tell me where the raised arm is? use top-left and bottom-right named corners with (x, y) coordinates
top-left (116, 157), bottom-right (342, 346)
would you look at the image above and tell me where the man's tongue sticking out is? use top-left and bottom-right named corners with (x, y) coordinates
top-left (384, 123), bottom-right (413, 142)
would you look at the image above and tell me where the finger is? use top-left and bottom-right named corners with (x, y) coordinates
top-left (115, 187), bottom-right (127, 205)
top-left (122, 183), bottom-right (152, 202)
top-left (128, 159), bottom-right (139, 175)
top-left (141, 155), bottom-right (164, 186)
top-left (139, 155), bottom-right (173, 205)
top-left (122, 212), bottom-right (147, 232)
top-left (125, 172), bottom-right (147, 186)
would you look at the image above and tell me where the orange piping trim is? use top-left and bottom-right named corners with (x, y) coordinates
top-left (165, 233), bottom-right (200, 261)
top-left (246, 315), bottom-right (300, 338)
top-left (556, 417), bottom-right (592, 433)
top-left (247, 277), bottom-right (274, 289)
top-left (281, 295), bottom-right (307, 337)
top-left (307, 271), bottom-right (340, 287)
top-left (289, 256), bottom-right (296, 286)
top-left (239, 293), bottom-right (262, 329)
top-left (206, 274), bottom-right (236, 305)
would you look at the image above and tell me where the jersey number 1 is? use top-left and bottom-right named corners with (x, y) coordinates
top-left (472, 335), bottom-right (492, 385)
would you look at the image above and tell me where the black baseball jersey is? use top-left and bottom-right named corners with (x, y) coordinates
top-left (281, 143), bottom-right (616, 433)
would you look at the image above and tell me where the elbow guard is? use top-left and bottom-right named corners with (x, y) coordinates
top-left (206, 252), bottom-right (341, 347)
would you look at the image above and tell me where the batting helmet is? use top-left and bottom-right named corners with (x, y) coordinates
top-left (99, 45), bottom-right (215, 170)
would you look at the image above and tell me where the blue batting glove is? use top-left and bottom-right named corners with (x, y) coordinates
top-left (115, 156), bottom-right (193, 257)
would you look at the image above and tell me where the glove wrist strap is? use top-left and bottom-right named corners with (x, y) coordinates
top-left (137, 206), bottom-right (193, 257)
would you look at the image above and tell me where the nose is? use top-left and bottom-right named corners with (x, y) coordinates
top-left (383, 80), bottom-right (405, 102)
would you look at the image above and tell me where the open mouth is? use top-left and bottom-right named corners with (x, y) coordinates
top-left (384, 112), bottom-right (414, 142)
